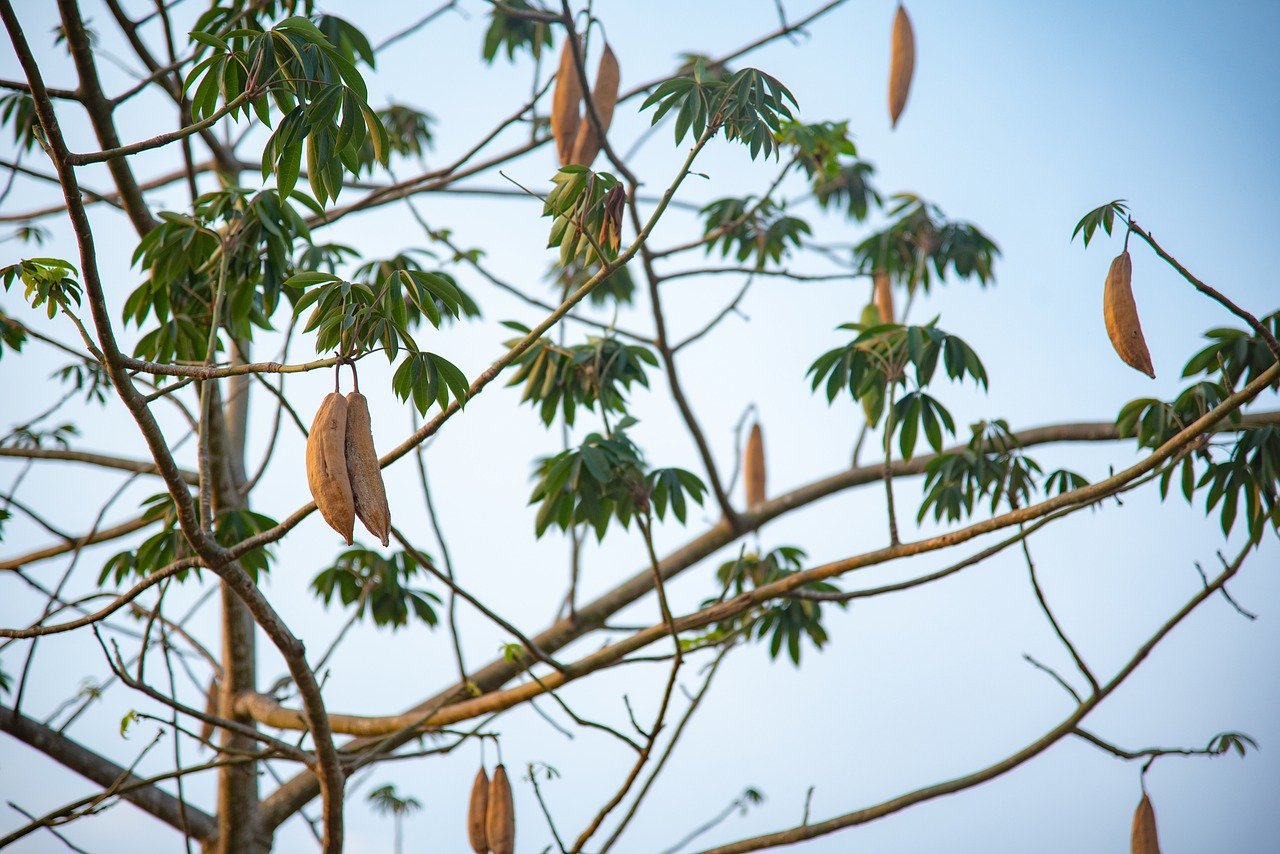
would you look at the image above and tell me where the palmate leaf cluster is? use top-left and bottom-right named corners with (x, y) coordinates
top-left (543, 167), bottom-right (624, 267)
top-left (1117, 314), bottom-right (1280, 542)
top-left (185, 13), bottom-right (387, 204)
top-left (702, 547), bottom-right (845, 666)
top-left (700, 197), bottom-right (811, 268)
top-left (503, 323), bottom-right (656, 426)
top-left (809, 320), bottom-right (987, 456)
top-left (311, 547), bottom-right (441, 631)
top-left (642, 64), bottom-right (797, 159)
top-left (919, 420), bottom-right (1088, 524)
top-left (529, 419), bottom-right (706, 540)
top-left (854, 195), bottom-right (999, 290)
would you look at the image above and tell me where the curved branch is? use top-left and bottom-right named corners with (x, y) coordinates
top-left (0, 445), bottom-right (199, 484)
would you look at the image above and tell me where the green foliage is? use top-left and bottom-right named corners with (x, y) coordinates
top-left (641, 64), bottom-right (797, 159)
top-left (700, 197), bottom-right (811, 268)
top-left (853, 195), bottom-right (999, 290)
top-left (1, 423), bottom-right (78, 450)
top-left (544, 167), bottom-right (624, 267)
top-left (528, 419), bottom-right (706, 539)
top-left (1072, 199), bottom-right (1129, 247)
top-left (503, 323), bottom-right (656, 426)
top-left (481, 0), bottom-right (552, 63)
top-left (706, 547), bottom-right (845, 666)
top-left (1, 258), bottom-right (82, 320)
top-left (546, 260), bottom-right (636, 307)
top-left (0, 92), bottom-right (39, 152)
top-left (1116, 316), bottom-right (1280, 542)
top-left (808, 320), bottom-right (987, 444)
top-left (311, 547), bottom-right (440, 630)
top-left (52, 361), bottom-right (110, 405)
top-left (356, 104), bottom-right (434, 174)
top-left (1208, 731), bottom-right (1258, 758)
top-left (351, 252), bottom-right (480, 327)
top-left (918, 420), bottom-right (1088, 523)
top-left (0, 312), bottom-right (27, 361)
top-left (780, 120), bottom-right (880, 221)
top-left (185, 14), bottom-right (387, 204)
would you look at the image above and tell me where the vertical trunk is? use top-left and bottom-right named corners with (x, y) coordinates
top-left (206, 370), bottom-right (270, 853)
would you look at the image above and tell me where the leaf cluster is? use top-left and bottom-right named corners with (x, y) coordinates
top-left (311, 547), bottom-right (441, 630)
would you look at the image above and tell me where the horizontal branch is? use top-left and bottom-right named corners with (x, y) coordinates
top-left (0, 703), bottom-right (216, 840)
top-left (0, 445), bottom-right (198, 484)
top-left (0, 511), bottom-right (152, 570)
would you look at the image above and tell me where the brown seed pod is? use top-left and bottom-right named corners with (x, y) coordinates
top-left (344, 391), bottom-right (391, 546)
top-left (570, 43), bottom-right (620, 167)
top-left (1131, 793), bottom-right (1162, 854)
top-left (744, 422), bottom-right (766, 510)
top-left (552, 37), bottom-right (584, 167)
top-left (873, 269), bottom-right (895, 324)
top-left (888, 3), bottom-right (915, 128)
top-left (467, 767), bottom-right (490, 854)
top-left (199, 676), bottom-right (219, 744)
top-left (306, 392), bottom-right (354, 544)
top-left (1103, 250), bottom-right (1156, 378)
top-left (486, 763), bottom-right (515, 854)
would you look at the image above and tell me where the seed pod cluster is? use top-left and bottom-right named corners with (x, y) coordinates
top-left (345, 391), bottom-right (391, 546)
top-left (306, 392), bottom-right (355, 544)
top-left (888, 3), bottom-right (915, 128)
top-left (485, 764), bottom-right (515, 854)
top-left (1130, 793), bottom-right (1161, 854)
top-left (552, 37), bottom-right (621, 168)
top-left (467, 767), bottom-right (490, 854)
top-left (306, 388), bottom-right (392, 543)
top-left (1103, 250), bottom-right (1156, 378)
top-left (873, 270), bottom-right (895, 324)
top-left (744, 422), bottom-right (766, 510)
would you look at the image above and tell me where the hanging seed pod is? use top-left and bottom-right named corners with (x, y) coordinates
top-left (199, 676), bottom-right (219, 744)
top-left (888, 3), bottom-right (915, 128)
top-left (1103, 250), bottom-right (1156, 378)
top-left (486, 764), bottom-right (515, 854)
top-left (744, 422), bottom-right (766, 510)
top-left (873, 270), bottom-right (895, 324)
top-left (1131, 794), bottom-right (1161, 854)
top-left (344, 391), bottom-right (391, 546)
top-left (467, 767), bottom-right (490, 854)
top-left (570, 44), bottom-right (620, 167)
top-left (552, 37), bottom-right (585, 167)
top-left (306, 392), bottom-right (355, 544)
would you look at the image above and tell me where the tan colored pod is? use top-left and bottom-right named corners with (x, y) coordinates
top-left (485, 763), bottom-right (515, 854)
top-left (744, 422), bottom-right (766, 510)
top-left (1103, 250), bottom-right (1156, 378)
top-left (306, 392), bottom-right (355, 544)
top-left (888, 3), bottom-right (915, 128)
top-left (873, 270), bottom-right (895, 324)
top-left (344, 391), bottom-right (391, 546)
top-left (467, 767), bottom-right (490, 854)
top-left (570, 44), bottom-right (620, 167)
top-left (552, 37), bottom-right (584, 167)
top-left (1131, 794), bottom-right (1161, 854)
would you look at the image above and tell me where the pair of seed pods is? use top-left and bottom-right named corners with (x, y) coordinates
top-left (468, 765), bottom-right (515, 854)
top-left (305, 388), bottom-right (390, 546)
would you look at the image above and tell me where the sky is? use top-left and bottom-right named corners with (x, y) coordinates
top-left (1, 0), bottom-right (1279, 852)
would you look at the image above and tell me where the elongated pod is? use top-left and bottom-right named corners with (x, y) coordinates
top-left (570, 44), bottom-right (620, 167)
top-left (486, 763), bottom-right (515, 854)
top-left (467, 767), bottom-right (490, 853)
top-left (306, 392), bottom-right (354, 543)
top-left (1103, 250), bottom-right (1156, 378)
top-left (552, 37), bottom-right (584, 166)
top-left (888, 4), bottom-right (915, 128)
top-left (1131, 794), bottom-right (1161, 854)
top-left (344, 391), bottom-right (391, 546)
top-left (744, 422), bottom-right (766, 510)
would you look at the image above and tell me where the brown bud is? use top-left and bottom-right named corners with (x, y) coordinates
top-left (552, 38), bottom-right (584, 167)
top-left (485, 763), bottom-right (515, 854)
top-left (1103, 250), bottom-right (1156, 378)
top-left (1131, 793), bottom-right (1161, 854)
top-left (744, 422), bottom-right (766, 510)
top-left (344, 391), bottom-right (391, 546)
top-left (570, 44), bottom-right (620, 167)
top-left (467, 767), bottom-right (490, 854)
top-left (306, 392), bottom-right (354, 543)
top-left (888, 3), bottom-right (915, 128)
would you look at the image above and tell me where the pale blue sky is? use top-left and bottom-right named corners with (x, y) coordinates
top-left (1, 1), bottom-right (1278, 852)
